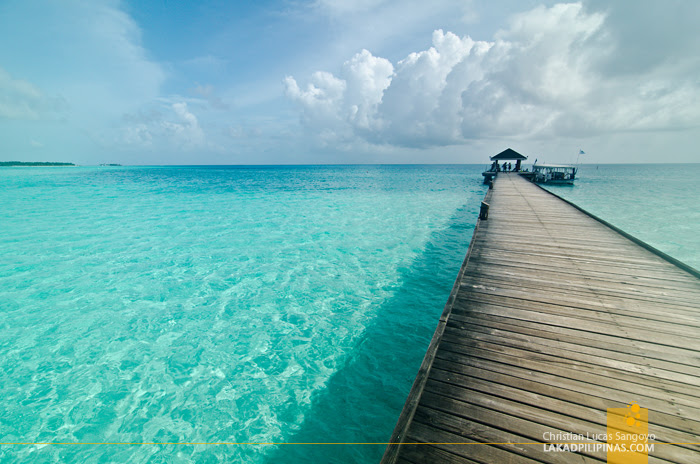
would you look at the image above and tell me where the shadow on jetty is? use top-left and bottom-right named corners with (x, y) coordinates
top-left (263, 199), bottom-right (484, 464)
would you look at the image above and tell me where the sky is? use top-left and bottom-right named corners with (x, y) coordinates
top-left (1, 0), bottom-right (699, 165)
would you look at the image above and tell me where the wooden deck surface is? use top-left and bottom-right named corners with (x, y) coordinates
top-left (382, 173), bottom-right (700, 464)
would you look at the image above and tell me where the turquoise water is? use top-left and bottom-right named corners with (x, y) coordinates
top-left (540, 164), bottom-right (700, 271)
top-left (0, 165), bottom-right (485, 463)
top-left (1, 164), bottom-right (698, 463)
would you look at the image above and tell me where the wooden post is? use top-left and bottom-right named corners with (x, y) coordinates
top-left (479, 201), bottom-right (489, 220)
top-left (488, 180), bottom-right (493, 190)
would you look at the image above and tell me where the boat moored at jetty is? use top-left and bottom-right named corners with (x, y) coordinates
top-left (532, 163), bottom-right (577, 184)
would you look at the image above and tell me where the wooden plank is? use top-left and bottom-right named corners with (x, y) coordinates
top-left (462, 267), bottom-right (700, 304)
top-left (457, 287), bottom-right (700, 324)
top-left (455, 288), bottom-right (700, 335)
top-left (437, 341), bottom-right (700, 408)
top-left (458, 285), bottom-right (700, 327)
top-left (447, 318), bottom-right (700, 382)
top-left (433, 351), bottom-right (700, 433)
top-left (470, 245), bottom-right (683, 273)
top-left (469, 254), bottom-right (700, 287)
top-left (418, 387), bottom-right (698, 463)
top-left (406, 420), bottom-right (556, 464)
top-left (473, 242), bottom-right (670, 267)
top-left (430, 357), bottom-right (700, 440)
top-left (441, 327), bottom-right (700, 388)
top-left (472, 238), bottom-right (670, 259)
top-left (450, 299), bottom-right (700, 356)
top-left (395, 444), bottom-right (481, 464)
top-left (439, 335), bottom-right (700, 399)
top-left (426, 367), bottom-right (700, 452)
top-left (417, 389), bottom-right (608, 462)
top-left (462, 282), bottom-right (698, 318)
top-left (448, 311), bottom-right (700, 368)
top-left (471, 249), bottom-right (685, 276)
top-left (468, 259), bottom-right (700, 296)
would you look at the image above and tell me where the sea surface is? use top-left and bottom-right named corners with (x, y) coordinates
top-left (0, 164), bottom-right (697, 463)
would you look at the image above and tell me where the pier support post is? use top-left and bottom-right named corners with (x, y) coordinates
top-left (479, 201), bottom-right (490, 220)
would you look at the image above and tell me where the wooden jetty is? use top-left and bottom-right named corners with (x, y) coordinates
top-left (382, 172), bottom-right (700, 464)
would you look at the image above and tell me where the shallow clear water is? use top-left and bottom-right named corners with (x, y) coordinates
top-left (0, 165), bottom-right (485, 463)
top-left (1, 164), bottom-right (697, 463)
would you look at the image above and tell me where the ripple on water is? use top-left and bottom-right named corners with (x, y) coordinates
top-left (0, 165), bottom-right (485, 463)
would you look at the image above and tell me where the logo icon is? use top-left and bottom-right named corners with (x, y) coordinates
top-left (624, 402), bottom-right (643, 428)
top-left (607, 402), bottom-right (650, 464)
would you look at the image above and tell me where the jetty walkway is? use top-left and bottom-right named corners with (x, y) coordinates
top-left (382, 173), bottom-right (700, 463)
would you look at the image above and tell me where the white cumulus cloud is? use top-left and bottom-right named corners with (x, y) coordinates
top-left (285, 2), bottom-right (700, 148)
top-left (285, 49), bottom-right (393, 144)
top-left (121, 102), bottom-right (206, 150)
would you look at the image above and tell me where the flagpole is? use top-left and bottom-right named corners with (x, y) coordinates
top-left (575, 149), bottom-right (584, 174)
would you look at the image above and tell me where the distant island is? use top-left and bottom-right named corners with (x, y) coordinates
top-left (0, 161), bottom-right (75, 167)
top-left (99, 163), bottom-right (122, 166)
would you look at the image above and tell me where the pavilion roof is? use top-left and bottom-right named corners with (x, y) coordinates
top-left (490, 148), bottom-right (528, 161)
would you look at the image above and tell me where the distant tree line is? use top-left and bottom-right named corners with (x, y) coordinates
top-left (0, 161), bottom-right (75, 166)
